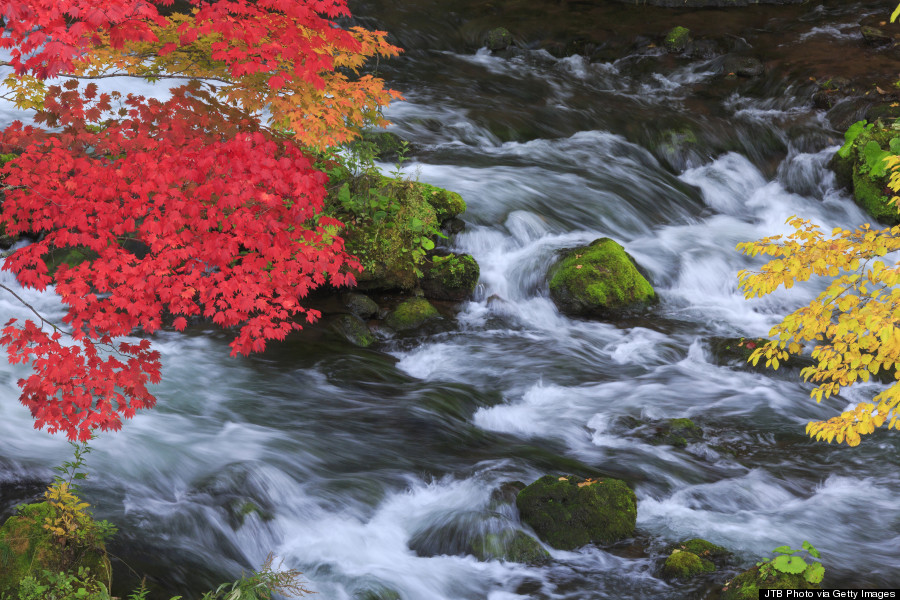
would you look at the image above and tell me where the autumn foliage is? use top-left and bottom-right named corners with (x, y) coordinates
top-left (0, 0), bottom-right (400, 440)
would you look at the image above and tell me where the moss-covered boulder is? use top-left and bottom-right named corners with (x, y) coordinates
top-left (344, 293), bottom-right (380, 319)
top-left (665, 538), bottom-right (730, 561)
top-left (664, 27), bottom-right (691, 54)
top-left (486, 27), bottom-right (513, 51)
top-left (721, 564), bottom-right (820, 600)
top-left (331, 314), bottom-right (376, 347)
top-left (422, 253), bottom-right (479, 301)
top-left (548, 238), bottom-right (656, 318)
top-left (418, 182), bottom-right (466, 224)
top-left (469, 529), bottom-right (550, 565)
top-left (0, 502), bottom-right (112, 596)
top-left (515, 475), bottom-right (637, 550)
top-left (662, 549), bottom-right (715, 579)
top-left (832, 120), bottom-right (900, 225)
top-left (384, 298), bottom-right (440, 331)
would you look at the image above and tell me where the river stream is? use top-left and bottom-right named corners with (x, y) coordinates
top-left (2, 1), bottom-right (899, 598)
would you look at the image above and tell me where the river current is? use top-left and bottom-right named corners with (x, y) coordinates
top-left (2, 1), bottom-right (899, 598)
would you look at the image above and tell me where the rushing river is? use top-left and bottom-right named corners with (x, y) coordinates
top-left (2, 1), bottom-right (900, 598)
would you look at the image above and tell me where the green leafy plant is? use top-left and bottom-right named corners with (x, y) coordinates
top-left (756, 541), bottom-right (824, 585)
top-left (837, 120), bottom-right (873, 159)
top-left (5, 568), bottom-right (110, 600)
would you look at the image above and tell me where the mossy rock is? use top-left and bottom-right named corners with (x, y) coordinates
top-left (548, 238), bottom-right (656, 318)
top-left (662, 549), bottom-right (715, 579)
top-left (0, 502), bottom-right (112, 596)
top-left (721, 564), bottom-right (820, 600)
top-left (418, 181), bottom-right (466, 224)
top-left (332, 313), bottom-right (376, 347)
top-left (833, 121), bottom-right (900, 225)
top-left (42, 246), bottom-right (97, 276)
top-left (344, 293), bottom-right (380, 319)
top-left (339, 178), bottom-right (441, 291)
top-left (515, 475), bottom-right (637, 550)
top-left (469, 530), bottom-right (550, 565)
top-left (664, 27), bottom-right (691, 53)
top-left (384, 298), bottom-right (440, 331)
top-left (421, 253), bottom-right (479, 301)
top-left (225, 499), bottom-right (275, 529)
top-left (665, 538), bottom-right (730, 561)
top-left (355, 584), bottom-right (402, 600)
top-left (486, 27), bottom-right (513, 51)
top-left (650, 418), bottom-right (703, 448)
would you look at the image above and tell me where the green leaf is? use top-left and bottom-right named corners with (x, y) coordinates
top-left (804, 562), bottom-right (825, 584)
top-left (892, 2), bottom-right (900, 22)
top-left (838, 120), bottom-right (868, 158)
top-left (889, 137), bottom-right (900, 154)
top-left (772, 555), bottom-right (808, 574)
top-left (772, 545), bottom-right (796, 554)
top-left (863, 141), bottom-right (891, 177)
top-left (801, 540), bottom-right (821, 558)
top-left (421, 238), bottom-right (435, 251)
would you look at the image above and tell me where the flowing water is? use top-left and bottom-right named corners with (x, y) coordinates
top-left (2, 1), bottom-right (900, 598)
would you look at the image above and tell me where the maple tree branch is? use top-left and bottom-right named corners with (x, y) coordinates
top-left (0, 282), bottom-right (70, 334)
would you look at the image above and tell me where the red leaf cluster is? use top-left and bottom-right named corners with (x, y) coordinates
top-left (0, 0), bottom-right (379, 440)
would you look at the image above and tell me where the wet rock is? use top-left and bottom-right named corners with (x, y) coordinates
top-left (721, 564), bottom-right (820, 600)
top-left (332, 313), bottom-right (376, 347)
top-left (344, 293), bottom-right (380, 319)
top-left (861, 26), bottom-right (892, 46)
top-left (548, 238), bottom-right (657, 318)
top-left (707, 336), bottom-right (815, 372)
top-left (442, 217), bottom-right (466, 235)
top-left (355, 584), bottom-right (402, 600)
top-left (663, 26), bottom-right (691, 54)
top-left (515, 474), bottom-right (637, 550)
top-left (490, 481), bottom-right (526, 506)
top-left (829, 120), bottom-right (900, 225)
top-left (384, 297), bottom-right (440, 331)
top-left (421, 252), bottom-right (480, 302)
top-left (662, 548), bottom-right (715, 579)
top-left (420, 182), bottom-right (467, 224)
top-left (722, 56), bottom-right (764, 78)
top-left (469, 529), bottom-right (551, 564)
top-left (665, 538), bottom-right (731, 561)
top-left (651, 418), bottom-right (703, 448)
top-left (486, 27), bottom-right (513, 51)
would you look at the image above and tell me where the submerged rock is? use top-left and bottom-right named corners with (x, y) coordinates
top-left (344, 293), bottom-right (380, 319)
top-left (651, 418), bottom-right (703, 448)
top-left (548, 238), bottom-right (656, 318)
top-left (469, 529), bottom-right (551, 565)
top-left (515, 475), bottom-right (637, 550)
top-left (384, 297), bottom-right (440, 331)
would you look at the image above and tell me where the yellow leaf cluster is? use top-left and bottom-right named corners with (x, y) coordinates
top-left (43, 481), bottom-right (93, 542)
top-left (737, 161), bottom-right (900, 446)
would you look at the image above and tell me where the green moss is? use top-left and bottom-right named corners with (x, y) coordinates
top-left (469, 530), bottom-right (550, 565)
top-left (332, 313), bottom-right (376, 347)
top-left (721, 565), bottom-right (820, 600)
top-left (486, 27), bottom-right (513, 51)
top-left (851, 167), bottom-right (900, 225)
top-left (666, 538), bottom-right (730, 560)
top-left (0, 502), bottom-right (111, 597)
top-left (422, 253), bottom-right (479, 301)
top-left (417, 182), bottom-right (466, 223)
top-left (515, 475), bottom-right (637, 550)
top-left (664, 26), bottom-right (691, 53)
top-left (662, 549), bottom-right (715, 579)
top-left (548, 238), bottom-right (656, 317)
top-left (384, 298), bottom-right (440, 331)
